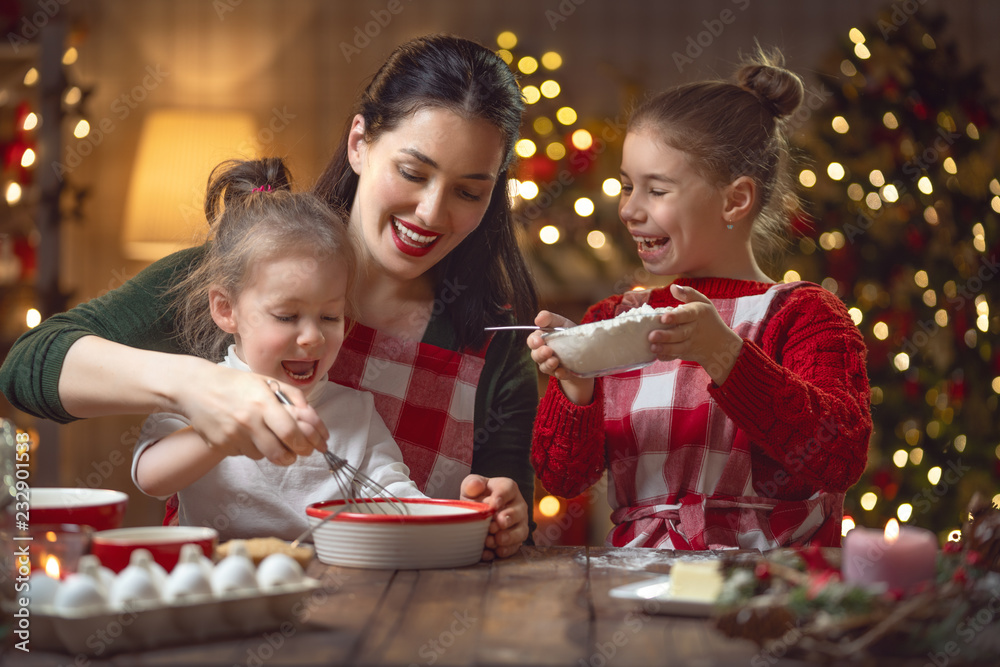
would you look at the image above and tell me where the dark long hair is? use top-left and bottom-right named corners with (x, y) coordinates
top-left (170, 158), bottom-right (356, 360)
top-left (313, 34), bottom-right (536, 350)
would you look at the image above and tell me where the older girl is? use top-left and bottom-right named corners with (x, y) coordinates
top-left (529, 50), bottom-right (871, 550)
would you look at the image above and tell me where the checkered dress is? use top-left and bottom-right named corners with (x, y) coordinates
top-left (330, 320), bottom-right (488, 499)
top-left (603, 282), bottom-right (845, 550)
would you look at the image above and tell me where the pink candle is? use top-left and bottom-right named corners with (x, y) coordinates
top-left (842, 519), bottom-right (938, 594)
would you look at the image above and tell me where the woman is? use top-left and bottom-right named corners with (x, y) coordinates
top-left (0, 35), bottom-right (537, 558)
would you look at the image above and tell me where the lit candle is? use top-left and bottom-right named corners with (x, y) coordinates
top-left (842, 519), bottom-right (938, 594)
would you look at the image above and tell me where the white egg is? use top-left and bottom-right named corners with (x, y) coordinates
top-left (27, 572), bottom-right (61, 609)
top-left (256, 553), bottom-right (304, 591)
top-left (210, 552), bottom-right (258, 597)
top-left (177, 542), bottom-right (215, 579)
top-left (54, 573), bottom-right (108, 613)
top-left (163, 561), bottom-right (213, 603)
top-left (109, 564), bottom-right (161, 608)
top-left (126, 548), bottom-right (168, 590)
top-left (77, 554), bottom-right (116, 597)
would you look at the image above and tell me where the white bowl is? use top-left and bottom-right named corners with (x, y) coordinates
top-left (305, 498), bottom-right (494, 570)
top-left (543, 304), bottom-right (674, 377)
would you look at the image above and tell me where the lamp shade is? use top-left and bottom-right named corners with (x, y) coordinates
top-left (121, 110), bottom-right (258, 261)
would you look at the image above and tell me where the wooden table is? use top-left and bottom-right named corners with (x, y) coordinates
top-left (1, 546), bottom-right (871, 667)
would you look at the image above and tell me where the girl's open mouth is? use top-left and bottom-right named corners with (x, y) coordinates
top-left (632, 235), bottom-right (670, 252)
top-left (281, 360), bottom-right (318, 382)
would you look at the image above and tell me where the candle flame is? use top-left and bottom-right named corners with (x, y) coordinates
top-left (44, 555), bottom-right (61, 579)
top-left (884, 518), bottom-right (900, 543)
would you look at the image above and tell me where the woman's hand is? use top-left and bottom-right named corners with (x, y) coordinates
top-left (460, 475), bottom-right (529, 561)
top-left (170, 358), bottom-right (329, 465)
top-left (649, 285), bottom-right (744, 385)
top-left (527, 311), bottom-right (594, 405)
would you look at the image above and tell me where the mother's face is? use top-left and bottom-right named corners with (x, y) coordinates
top-left (347, 107), bottom-right (506, 283)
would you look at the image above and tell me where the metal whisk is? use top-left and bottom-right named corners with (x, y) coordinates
top-left (267, 381), bottom-right (409, 543)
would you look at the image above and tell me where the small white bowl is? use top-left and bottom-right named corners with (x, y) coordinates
top-left (543, 304), bottom-right (674, 377)
top-left (305, 498), bottom-right (494, 570)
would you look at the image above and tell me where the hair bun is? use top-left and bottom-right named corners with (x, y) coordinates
top-left (736, 56), bottom-right (804, 120)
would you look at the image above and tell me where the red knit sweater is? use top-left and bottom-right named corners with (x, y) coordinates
top-left (532, 277), bottom-right (872, 505)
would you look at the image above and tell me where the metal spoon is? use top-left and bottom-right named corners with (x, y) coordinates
top-left (484, 325), bottom-right (567, 332)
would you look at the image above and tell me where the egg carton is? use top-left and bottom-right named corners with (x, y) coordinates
top-left (21, 543), bottom-right (324, 656)
top-left (27, 578), bottom-right (322, 655)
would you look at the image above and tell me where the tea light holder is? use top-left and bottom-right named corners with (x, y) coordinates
top-left (28, 523), bottom-right (93, 580)
top-left (842, 519), bottom-right (938, 595)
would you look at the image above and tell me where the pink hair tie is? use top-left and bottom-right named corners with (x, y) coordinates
top-left (252, 184), bottom-right (272, 192)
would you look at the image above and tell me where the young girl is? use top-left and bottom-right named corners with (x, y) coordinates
top-left (132, 157), bottom-right (419, 541)
top-left (528, 50), bottom-right (872, 551)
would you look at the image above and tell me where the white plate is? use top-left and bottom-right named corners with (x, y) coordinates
top-left (609, 575), bottom-right (716, 616)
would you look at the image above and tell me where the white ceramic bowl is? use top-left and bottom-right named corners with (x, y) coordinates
top-left (543, 304), bottom-right (674, 377)
top-left (305, 498), bottom-right (494, 570)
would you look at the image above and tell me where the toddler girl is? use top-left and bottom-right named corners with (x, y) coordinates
top-left (131, 157), bottom-right (427, 541)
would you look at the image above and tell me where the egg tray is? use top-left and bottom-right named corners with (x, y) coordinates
top-left (24, 578), bottom-right (321, 656)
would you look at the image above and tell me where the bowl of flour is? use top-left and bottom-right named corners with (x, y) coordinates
top-left (543, 303), bottom-right (674, 377)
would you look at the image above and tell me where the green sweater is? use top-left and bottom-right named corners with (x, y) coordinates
top-left (0, 246), bottom-right (539, 514)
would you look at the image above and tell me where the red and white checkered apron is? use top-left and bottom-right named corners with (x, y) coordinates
top-left (329, 320), bottom-right (489, 499)
top-left (603, 282), bottom-right (844, 550)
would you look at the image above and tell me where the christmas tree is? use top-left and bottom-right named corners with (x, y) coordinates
top-left (786, 8), bottom-right (1000, 539)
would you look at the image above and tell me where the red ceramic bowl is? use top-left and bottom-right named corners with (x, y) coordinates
top-left (30, 488), bottom-right (129, 531)
top-left (91, 526), bottom-right (218, 573)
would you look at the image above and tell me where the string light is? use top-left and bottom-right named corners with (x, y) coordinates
top-left (62, 47), bottom-right (78, 65)
top-left (782, 269), bottom-right (801, 283)
top-left (545, 142), bottom-right (566, 160)
top-left (73, 119), bottom-right (90, 138)
top-left (539, 80), bottom-right (560, 98)
top-left (893, 352), bottom-right (910, 371)
top-left (854, 43), bottom-right (871, 59)
top-left (873, 322), bottom-right (888, 340)
top-left (64, 86), bottom-right (82, 105)
top-left (586, 230), bottom-right (606, 249)
top-left (541, 51), bottom-right (562, 70)
top-left (517, 56), bottom-right (538, 74)
top-left (570, 129), bottom-right (592, 150)
top-left (539, 225), bottom-right (560, 244)
top-left (892, 449), bottom-right (908, 468)
top-left (538, 495), bottom-right (561, 517)
top-left (860, 492), bottom-right (878, 510)
top-left (533, 117), bottom-right (554, 135)
top-left (514, 139), bottom-right (536, 158)
top-left (26, 309), bottom-right (41, 328)
top-left (23, 113), bottom-right (38, 131)
top-left (841, 516), bottom-right (856, 536)
top-left (602, 178), bottom-right (621, 196)
top-left (897, 503), bottom-right (913, 522)
top-left (5, 182), bottom-right (22, 205)
top-left (573, 197), bottom-right (594, 217)
top-left (798, 169), bottom-right (817, 187)
top-left (20, 149), bottom-right (35, 168)
top-left (518, 181), bottom-right (538, 199)
top-left (954, 435), bottom-right (966, 452)
top-left (913, 270), bottom-right (928, 287)
top-left (496, 31), bottom-right (517, 49)
top-left (23, 67), bottom-right (39, 86)
top-left (827, 162), bottom-right (846, 180)
top-left (927, 467), bottom-right (942, 485)
top-left (917, 176), bottom-right (933, 194)
top-left (555, 107), bottom-right (577, 125)
top-left (909, 447), bottom-right (924, 465)
top-left (831, 116), bottom-right (849, 133)
top-left (882, 112), bottom-right (899, 129)
top-left (522, 86), bottom-right (541, 104)
top-left (848, 307), bottom-right (863, 326)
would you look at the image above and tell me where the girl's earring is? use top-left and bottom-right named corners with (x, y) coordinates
top-left (726, 218), bottom-right (734, 230)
